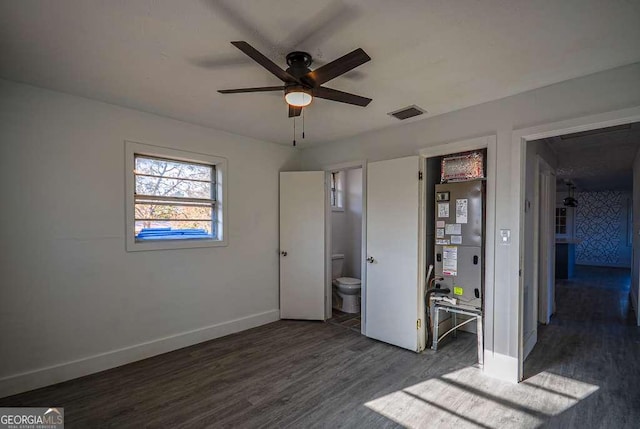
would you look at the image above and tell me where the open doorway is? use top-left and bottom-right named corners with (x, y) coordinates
top-left (326, 165), bottom-right (365, 333)
top-left (522, 121), bottom-right (640, 378)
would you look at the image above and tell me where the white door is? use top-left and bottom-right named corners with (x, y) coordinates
top-left (280, 171), bottom-right (326, 320)
top-left (538, 169), bottom-right (556, 324)
top-left (366, 156), bottom-right (425, 351)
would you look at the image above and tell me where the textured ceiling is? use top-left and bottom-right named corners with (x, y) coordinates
top-left (544, 122), bottom-right (640, 192)
top-left (1, 0), bottom-right (640, 146)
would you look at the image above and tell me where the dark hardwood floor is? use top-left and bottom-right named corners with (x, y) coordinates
top-left (523, 265), bottom-right (640, 428)
top-left (1, 265), bottom-right (638, 428)
top-left (328, 308), bottom-right (361, 332)
top-left (0, 320), bottom-right (479, 428)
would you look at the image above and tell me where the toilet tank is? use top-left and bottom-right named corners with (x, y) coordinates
top-left (331, 254), bottom-right (345, 280)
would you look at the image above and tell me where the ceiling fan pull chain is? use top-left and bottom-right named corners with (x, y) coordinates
top-left (302, 109), bottom-right (305, 139)
top-left (293, 116), bottom-right (296, 147)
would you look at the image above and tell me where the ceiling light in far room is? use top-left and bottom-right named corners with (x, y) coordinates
top-left (563, 183), bottom-right (578, 207)
top-left (285, 86), bottom-right (313, 107)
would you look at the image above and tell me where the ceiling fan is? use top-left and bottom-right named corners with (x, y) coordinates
top-left (218, 41), bottom-right (372, 117)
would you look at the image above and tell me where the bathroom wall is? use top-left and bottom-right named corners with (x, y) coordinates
top-left (331, 172), bottom-right (348, 258)
top-left (331, 169), bottom-right (363, 278)
top-left (574, 191), bottom-right (632, 268)
top-left (345, 168), bottom-right (363, 278)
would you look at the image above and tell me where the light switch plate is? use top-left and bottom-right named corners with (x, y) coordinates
top-left (500, 229), bottom-right (511, 245)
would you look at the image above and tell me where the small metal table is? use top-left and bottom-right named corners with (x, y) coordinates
top-left (431, 303), bottom-right (483, 368)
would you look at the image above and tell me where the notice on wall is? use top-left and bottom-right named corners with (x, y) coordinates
top-left (436, 228), bottom-right (445, 238)
top-left (438, 203), bottom-right (450, 218)
top-left (436, 239), bottom-right (450, 245)
top-left (456, 199), bottom-right (468, 224)
top-left (436, 220), bottom-right (445, 228)
top-left (445, 223), bottom-right (462, 235)
top-left (450, 235), bottom-right (463, 245)
top-left (442, 245), bottom-right (458, 276)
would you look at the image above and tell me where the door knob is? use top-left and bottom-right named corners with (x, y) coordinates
top-left (281, 251), bottom-right (288, 256)
top-left (366, 257), bottom-right (375, 263)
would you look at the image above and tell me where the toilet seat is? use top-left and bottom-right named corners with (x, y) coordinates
top-left (335, 277), bottom-right (361, 286)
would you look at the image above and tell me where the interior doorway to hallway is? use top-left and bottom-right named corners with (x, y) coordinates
top-left (522, 121), bottom-right (640, 381)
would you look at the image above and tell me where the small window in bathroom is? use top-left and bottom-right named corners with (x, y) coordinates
top-left (330, 171), bottom-right (344, 211)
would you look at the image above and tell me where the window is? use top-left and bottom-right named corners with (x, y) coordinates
top-left (555, 207), bottom-right (567, 235)
top-left (125, 141), bottom-right (227, 251)
top-left (330, 171), bottom-right (344, 211)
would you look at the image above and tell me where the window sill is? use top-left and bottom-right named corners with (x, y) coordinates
top-left (126, 237), bottom-right (228, 252)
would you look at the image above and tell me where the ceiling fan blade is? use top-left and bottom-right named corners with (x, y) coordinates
top-left (314, 87), bottom-right (371, 107)
top-left (289, 105), bottom-right (302, 117)
top-left (218, 86), bottom-right (284, 94)
top-left (302, 48), bottom-right (371, 87)
top-left (231, 41), bottom-right (299, 83)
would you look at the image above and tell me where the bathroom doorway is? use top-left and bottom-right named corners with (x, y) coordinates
top-left (325, 162), bottom-right (366, 334)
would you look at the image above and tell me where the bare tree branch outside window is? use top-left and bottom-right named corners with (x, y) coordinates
top-left (133, 155), bottom-right (215, 238)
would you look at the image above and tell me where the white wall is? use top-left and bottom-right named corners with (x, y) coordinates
top-left (345, 168), bottom-right (363, 278)
top-left (300, 62), bottom-right (640, 380)
top-left (0, 80), bottom-right (297, 396)
top-left (330, 169), bottom-right (363, 279)
top-left (331, 173), bottom-right (348, 257)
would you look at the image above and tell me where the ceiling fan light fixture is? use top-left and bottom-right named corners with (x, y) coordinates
top-left (285, 86), bottom-right (313, 107)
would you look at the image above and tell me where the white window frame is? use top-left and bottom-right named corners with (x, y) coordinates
top-left (330, 170), bottom-right (345, 212)
top-left (125, 140), bottom-right (228, 251)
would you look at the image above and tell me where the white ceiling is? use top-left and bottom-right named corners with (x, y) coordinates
top-left (544, 122), bottom-right (640, 192)
top-left (1, 0), bottom-right (640, 146)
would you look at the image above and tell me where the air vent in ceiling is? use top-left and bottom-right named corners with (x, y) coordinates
top-left (388, 105), bottom-right (426, 120)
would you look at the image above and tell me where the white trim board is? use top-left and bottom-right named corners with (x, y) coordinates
top-left (0, 310), bottom-right (279, 398)
top-left (514, 105), bottom-right (640, 382)
top-left (484, 352), bottom-right (519, 384)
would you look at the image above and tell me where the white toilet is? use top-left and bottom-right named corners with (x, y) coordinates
top-left (332, 254), bottom-right (361, 313)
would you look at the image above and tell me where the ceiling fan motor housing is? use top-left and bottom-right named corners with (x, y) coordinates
top-left (285, 51), bottom-right (313, 79)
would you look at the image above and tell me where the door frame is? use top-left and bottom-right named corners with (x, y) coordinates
top-left (419, 135), bottom-right (498, 371)
top-left (515, 106), bottom-right (640, 381)
top-left (323, 160), bottom-right (368, 334)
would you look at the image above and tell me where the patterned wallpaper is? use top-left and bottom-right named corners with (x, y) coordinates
top-left (574, 191), bottom-right (631, 267)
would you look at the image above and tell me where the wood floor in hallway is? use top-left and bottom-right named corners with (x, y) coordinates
top-left (1, 265), bottom-right (638, 428)
top-left (523, 265), bottom-right (640, 428)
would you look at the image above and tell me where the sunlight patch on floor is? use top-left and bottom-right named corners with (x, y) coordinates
top-left (365, 366), bottom-right (599, 428)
